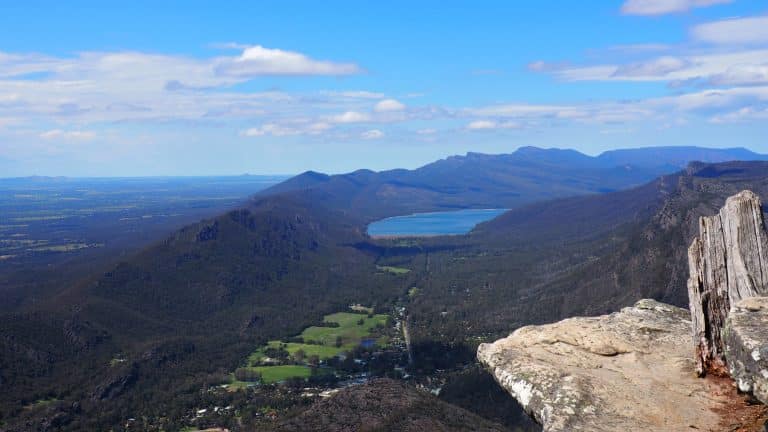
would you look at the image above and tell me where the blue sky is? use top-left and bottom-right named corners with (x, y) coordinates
top-left (1, 0), bottom-right (767, 176)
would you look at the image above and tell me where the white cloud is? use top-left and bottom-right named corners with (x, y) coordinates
top-left (241, 123), bottom-right (301, 137)
top-left (0, 46), bottom-right (392, 141)
top-left (613, 56), bottom-right (688, 77)
top-left (39, 129), bottom-right (95, 140)
top-left (691, 15), bottom-right (768, 45)
top-left (360, 129), bottom-right (384, 139)
top-left (467, 120), bottom-right (497, 130)
top-left (215, 45), bottom-right (361, 77)
top-left (241, 120), bottom-right (337, 137)
top-left (537, 49), bottom-right (768, 87)
top-left (649, 86), bottom-right (768, 110)
top-left (467, 104), bottom-right (575, 118)
top-left (374, 98), bottom-right (405, 112)
top-left (329, 111), bottom-right (370, 123)
top-left (322, 90), bottom-right (385, 99)
top-left (307, 122), bottom-right (331, 133)
top-left (466, 120), bottom-right (521, 130)
top-left (710, 106), bottom-right (768, 123)
top-left (621, 0), bottom-right (731, 16)
top-left (709, 64), bottom-right (768, 86)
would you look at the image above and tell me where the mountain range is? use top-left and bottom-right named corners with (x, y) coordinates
top-left (261, 146), bottom-right (768, 219)
top-left (3, 146), bottom-right (768, 431)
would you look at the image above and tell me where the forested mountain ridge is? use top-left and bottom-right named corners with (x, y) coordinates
top-left (403, 161), bottom-right (768, 369)
top-left (0, 194), bottom-right (402, 430)
top-left (260, 146), bottom-right (768, 220)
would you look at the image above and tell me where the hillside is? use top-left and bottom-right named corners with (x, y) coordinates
top-left (0, 194), bottom-right (400, 430)
top-left (273, 379), bottom-right (509, 432)
top-left (400, 161), bottom-right (768, 370)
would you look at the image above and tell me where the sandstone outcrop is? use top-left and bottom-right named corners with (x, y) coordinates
top-left (479, 190), bottom-right (768, 431)
top-left (477, 299), bottom-right (761, 432)
top-left (687, 190), bottom-right (768, 375)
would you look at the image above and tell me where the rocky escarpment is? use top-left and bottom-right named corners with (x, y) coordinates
top-left (479, 190), bottom-right (768, 431)
top-left (687, 190), bottom-right (768, 376)
top-left (477, 299), bottom-right (761, 431)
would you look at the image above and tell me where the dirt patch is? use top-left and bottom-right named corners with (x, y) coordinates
top-left (709, 375), bottom-right (768, 432)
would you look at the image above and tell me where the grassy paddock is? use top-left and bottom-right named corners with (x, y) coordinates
top-left (376, 265), bottom-right (411, 274)
top-left (237, 310), bottom-right (389, 384)
top-left (251, 365), bottom-right (312, 383)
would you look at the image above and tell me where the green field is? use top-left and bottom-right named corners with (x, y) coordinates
top-left (377, 265), bottom-right (411, 274)
top-left (251, 365), bottom-right (312, 383)
top-left (228, 365), bottom-right (313, 387)
top-left (237, 310), bottom-right (390, 385)
top-left (248, 341), bottom-right (343, 365)
top-left (300, 312), bottom-right (388, 346)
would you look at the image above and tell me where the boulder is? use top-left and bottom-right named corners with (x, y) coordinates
top-left (725, 296), bottom-right (768, 404)
top-left (478, 299), bottom-right (764, 432)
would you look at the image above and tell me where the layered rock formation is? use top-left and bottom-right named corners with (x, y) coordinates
top-left (687, 190), bottom-right (768, 375)
top-left (477, 299), bottom-right (756, 432)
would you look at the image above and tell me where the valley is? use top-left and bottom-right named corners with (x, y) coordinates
top-left (4, 150), bottom-right (768, 431)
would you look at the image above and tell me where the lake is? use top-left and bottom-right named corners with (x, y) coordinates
top-left (367, 208), bottom-right (508, 237)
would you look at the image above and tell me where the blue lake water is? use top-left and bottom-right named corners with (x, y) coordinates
top-left (367, 208), bottom-right (508, 237)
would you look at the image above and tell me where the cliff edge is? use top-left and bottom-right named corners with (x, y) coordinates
top-left (477, 299), bottom-right (764, 431)
top-left (479, 190), bottom-right (768, 431)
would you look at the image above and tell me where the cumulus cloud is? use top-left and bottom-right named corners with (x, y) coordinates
top-left (0, 44), bottom-right (398, 150)
top-left (215, 45), bottom-right (362, 77)
top-left (360, 129), bottom-right (384, 139)
top-left (374, 98), bottom-right (405, 112)
top-left (621, 0), bottom-right (731, 16)
top-left (691, 15), bottom-right (768, 45)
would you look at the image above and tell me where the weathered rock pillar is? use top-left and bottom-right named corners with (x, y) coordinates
top-left (687, 190), bottom-right (768, 376)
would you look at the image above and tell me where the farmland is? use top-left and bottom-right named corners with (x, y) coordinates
top-left (230, 310), bottom-right (391, 387)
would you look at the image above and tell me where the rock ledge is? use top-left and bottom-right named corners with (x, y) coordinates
top-left (478, 299), bottom-right (761, 432)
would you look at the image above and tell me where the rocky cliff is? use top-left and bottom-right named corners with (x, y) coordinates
top-left (479, 190), bottom-right (768, 431)
top-left (477, 299), bottom-right (764, 431)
